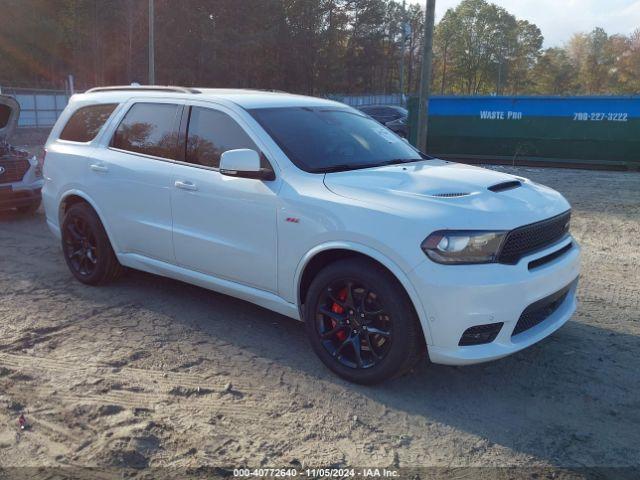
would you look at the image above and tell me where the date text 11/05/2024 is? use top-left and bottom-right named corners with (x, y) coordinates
top-left (233, 468), bottom-right (400, 477)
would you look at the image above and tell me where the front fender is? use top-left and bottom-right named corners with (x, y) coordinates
top-left (294, 241), bottom-right (434, 345)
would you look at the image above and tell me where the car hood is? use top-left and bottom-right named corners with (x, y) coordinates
top-left (323, 159), bottom-right (570, 230)
top-left (0, 95), bottom-right (20, 142)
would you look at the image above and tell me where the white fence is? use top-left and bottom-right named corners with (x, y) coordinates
top-left (0, 87), bottom-right (70, 128)
top-left (327, 93), bottom-right (406, 107)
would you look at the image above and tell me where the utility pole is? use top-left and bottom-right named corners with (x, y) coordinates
top-left (148, 0), bottom-right (155, 85)
top-left (399, 0), bottom-right (407, 98)
top-left (417, 0), bottom-right (435, 152)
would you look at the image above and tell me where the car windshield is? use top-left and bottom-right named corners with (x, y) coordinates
top-left (249, 106), bottom-right (426, 173)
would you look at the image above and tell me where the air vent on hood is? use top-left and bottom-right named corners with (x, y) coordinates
top-left (488, 180), bottom-right (522, 193)
top-left (431, 192), bottom-right (471, 198)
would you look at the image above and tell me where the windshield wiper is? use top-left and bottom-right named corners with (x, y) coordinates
top-left (312, 163), bottom-right (378, 173)
top-left (313, 157), bottom-right (427, 174)
top-left (375, 158), bottom-right (422, 166)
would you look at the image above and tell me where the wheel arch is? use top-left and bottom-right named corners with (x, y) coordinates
top-left (295, 243), bottom-right (433, 345)
top-left (58, 190), bottom-right (120, 253)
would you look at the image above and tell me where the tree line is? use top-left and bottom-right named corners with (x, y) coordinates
top-left (1, 0), bottom-right (638, 96)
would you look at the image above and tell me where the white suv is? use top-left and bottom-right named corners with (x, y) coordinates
top-left (43, 86), bottom-right (580, 384)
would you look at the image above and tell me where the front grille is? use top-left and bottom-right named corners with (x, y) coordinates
top-left (528, 243), bottom-right (573, 270)
top-left (498, 210), bottom-right (571, 264)
top-left (0, 158), bottom-right (30, 183)
top-left (512, 281), bottom-right (575, 337)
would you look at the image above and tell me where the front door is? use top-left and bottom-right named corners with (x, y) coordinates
top-left (171, 104), bottom-right (279, 292)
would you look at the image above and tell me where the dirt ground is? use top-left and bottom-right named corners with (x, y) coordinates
top-left (0, 165), bottom-right (639, 478)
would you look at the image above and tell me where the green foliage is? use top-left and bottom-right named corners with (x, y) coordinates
top-left (432, 0), bottom-right (542, 95)
top-left (0, 0), bottom-right (637, 95)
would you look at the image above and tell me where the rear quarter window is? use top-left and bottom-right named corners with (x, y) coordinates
top-left (59, 103), bottom-right (118, 142)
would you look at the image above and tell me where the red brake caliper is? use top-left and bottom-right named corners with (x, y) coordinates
top-left (331, 288), bottom-right (348, 342)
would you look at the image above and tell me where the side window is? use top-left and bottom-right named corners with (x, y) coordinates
top-left (185, 107), bottom-right (267, 169)
top-left (111, 103), bottom-right (181, 159)
top-left (59, 103), bottom-right (118, 142)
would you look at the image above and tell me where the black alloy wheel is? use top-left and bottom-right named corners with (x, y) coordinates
top-left (61, 202), bottom-right (123, 285)
top-left (304, 258), bottom-right (425, 384)
top-left (63, 215), bottom-right (98, 277)
top-left (315, 279), bottom-right (393, 369)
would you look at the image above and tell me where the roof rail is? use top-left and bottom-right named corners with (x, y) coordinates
top-left (85, 85), bottom-right (200, 94)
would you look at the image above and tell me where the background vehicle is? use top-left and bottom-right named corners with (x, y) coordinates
top-left (384, 116), bottom-right (409, 138)
top-left (358, 105), bottom-right (408, 137)
top-left (43, 87), bottom-right (580, 384)
top-left (0, 95), bottom-right (43, 214)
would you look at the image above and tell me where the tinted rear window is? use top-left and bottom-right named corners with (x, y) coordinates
top-left (0, 104), bottom-right (10, 129)
top-left (111, 103), bottom-right (181, 159)
top-left (59, 104), bottom-right (118, 142)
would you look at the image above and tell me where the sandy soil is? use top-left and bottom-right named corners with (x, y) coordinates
top-left (0, 166), bottom-right (639, 477)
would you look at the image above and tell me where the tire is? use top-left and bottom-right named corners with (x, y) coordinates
top-left (61, 202), bottom-right (123, 285)
top-left (304, 258), bottom-right (425, 384)
top-left (15, 199), bottom-right (41, 215)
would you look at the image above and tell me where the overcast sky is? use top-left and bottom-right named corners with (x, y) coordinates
top-left (415, 0), bottom-right (640, 47)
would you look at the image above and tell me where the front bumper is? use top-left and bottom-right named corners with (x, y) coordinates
top-left (409, 235), bottom-right (580, 365)
top-left (0, 180), bottom-right (44, 211)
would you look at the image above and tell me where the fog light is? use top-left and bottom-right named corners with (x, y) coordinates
top-left (459, 322), bottom-right (504, 346)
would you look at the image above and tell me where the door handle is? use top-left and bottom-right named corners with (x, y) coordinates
top-left (175, 180), bottom-right (198, 191)
top-left (90, 163), bottom-right (108, 173)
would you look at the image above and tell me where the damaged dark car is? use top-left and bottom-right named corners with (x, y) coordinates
top-left (0, 94), bottom-right (43, 214)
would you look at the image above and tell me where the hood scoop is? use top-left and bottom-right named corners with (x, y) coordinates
top-left (488, 180), bottom-right (522, 193)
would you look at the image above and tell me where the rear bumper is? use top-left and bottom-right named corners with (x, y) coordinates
top-left (0, 181), bottom-right (43, 210)
top-left (409, 236), bottom-right (581, 365)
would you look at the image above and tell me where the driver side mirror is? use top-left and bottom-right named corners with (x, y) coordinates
top-left (219, 149), bottom-right (274, 180)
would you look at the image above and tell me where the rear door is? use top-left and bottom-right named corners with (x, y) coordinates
top-left (170, 102), bottom-right (280, 292)
top-left (85, 99), bottom-right (183, 262)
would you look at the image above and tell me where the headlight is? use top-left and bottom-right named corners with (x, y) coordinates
top-left (421, 230), bottom-right (507, 264)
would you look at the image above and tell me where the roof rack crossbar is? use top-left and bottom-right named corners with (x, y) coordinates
top-left (85, 85), bottom-right (199, 94)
